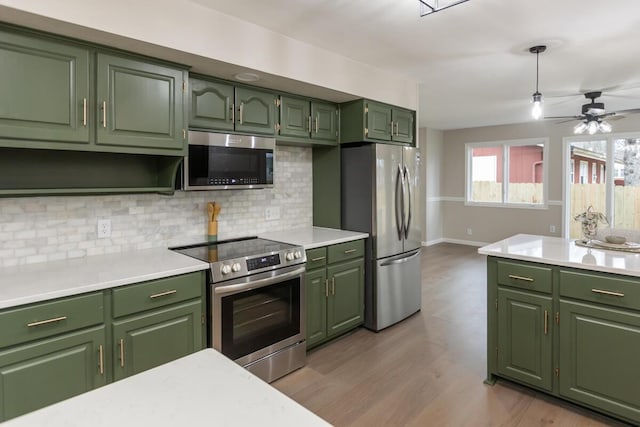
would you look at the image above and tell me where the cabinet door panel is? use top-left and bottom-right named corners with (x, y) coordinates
top-left (0, 30), bottom-right (90, 144)
top-left (96, 54), bottom-right (185, 151)
top-left (0, 326), bottom-right (105, 421)
top-left (189, 78), bottom-right (234, 131)
top-left (392, 108), bottom-right (413, 144)
top-left (305, 269), bottom-right (327, 348)
top-left (498, 287), bottom-right (552, 391)
top-left (366, 101), bottom-right (391, 141)
top-left (560, 300), bottom-right (640, 423)
top-left (235, 87), bottom-right (276, 135)
top-left (280, 96), bottom-right (310, 139)
top-left (311, 101), bottom-right (338, 142)
top-left (112, 300), bottom-right (202, 381)
top-left (327, 259), bottom-right (364, 337)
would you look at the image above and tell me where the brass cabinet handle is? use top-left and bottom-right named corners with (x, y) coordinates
top-left (308, 116), bottom-right (312, 132)
top-left (325, 279), bottom-right (329, 298)
top-left (311, 256), bottom-right (326, 262)
top-left (27, 316), bottom-right (67, 327)
top-left (231, 102), bottom-right (235, 123)
top-left (344, 249), bottom-right (357, 254)
top-left (239, 102), bottom-right (244, 124)
top-left (544, 310), bottom-right (548, 335)
top-left (149, 289), bottom-right (177, 299)
top-left (591, 289), bottom-right (625, 297)
top-left (98, 344), bottom-right (104, 375)
top-left (102, 101), bottom-right (107, 128)
top-left (82, 98), bottom-right (87, 126)
top-left (331, 277), bottom-right (336, 295)
top-left (508, 274), bottom-right (534, 282)
top-left (119, 338), bottom-right (125, 368)
top-left (315, 116), bottom-right (319, 133)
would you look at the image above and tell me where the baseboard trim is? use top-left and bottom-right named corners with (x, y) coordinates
top-left (440, 238), bottom-right (489, 247)
top-left (423, 238), bottom-right (444, 247)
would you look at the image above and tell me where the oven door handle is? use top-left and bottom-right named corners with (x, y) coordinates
top-left (214, 265), bottom-right (306, 296)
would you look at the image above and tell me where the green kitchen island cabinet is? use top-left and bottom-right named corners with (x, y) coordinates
top-left (189, 76), bottom-right (277, 135)
top-left (481, 234), bottom-right (640, 426)
top-left (305, 240), bottom-right (365, 349)
top-left (340, 99), bottom-right (415, 145)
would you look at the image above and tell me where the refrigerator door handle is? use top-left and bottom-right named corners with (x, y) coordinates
top-left (380, 249), bottom-right (421, 266)
top-left (395, 164), bottom-right (404, 240)
top-left (403, 165), bottom-right (412, 239)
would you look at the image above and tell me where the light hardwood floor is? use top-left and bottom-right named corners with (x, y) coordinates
top-left (273, 243), bottom-right (630, 427)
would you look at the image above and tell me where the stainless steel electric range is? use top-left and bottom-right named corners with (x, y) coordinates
top-left (172, 237), bottom-right (306, 383)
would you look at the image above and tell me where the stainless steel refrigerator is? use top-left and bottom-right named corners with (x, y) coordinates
top-left (341, 143), bottom-right (421, 331)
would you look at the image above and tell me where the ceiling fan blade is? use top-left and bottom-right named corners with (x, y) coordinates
top-left (612, 108), bottom-right (640, 115)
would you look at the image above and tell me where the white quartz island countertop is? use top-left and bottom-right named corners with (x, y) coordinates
top-left (0, 248), bottom-right (209, 309)
top-left (2, 348), bottom-right (331, 427)
top-left (478, 233), bottom-right (640, 277)
top-left (260, 226), bottom-right (368, 249)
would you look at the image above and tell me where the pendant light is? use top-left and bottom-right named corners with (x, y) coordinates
top-left (529, 45), bottom-right (546, 120)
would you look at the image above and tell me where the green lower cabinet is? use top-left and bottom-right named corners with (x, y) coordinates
top-left (111, 300), bottom-right (202, 381)
top-left (327, 259), bottom-right (365, 338)
top-left (306, 269), bottom-right (328, 348)
top-left (497, 287), bottom-right (553, 391)
top-left (559, 300), bottom-right (640, 424)
top-left (0, 325), bottom-right (106, 421)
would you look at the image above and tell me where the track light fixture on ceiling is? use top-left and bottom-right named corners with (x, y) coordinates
top-left (529, 45), bottom-right (546, 120)
top-left (419, 0), bottom-right (469, 16)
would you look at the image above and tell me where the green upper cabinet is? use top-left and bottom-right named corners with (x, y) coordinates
top-left (340, 99), bottom-right (415, 145)
top-left (235, 86), bottom-right (277, 135)
top-left (96, 53), bottom-right (186, 153)
top-left (0, 29), bottom-right (90, 145)
top-left (278, 96), bottom-right (338, 145)
top-left (189, 78), bottom-right (234, 131)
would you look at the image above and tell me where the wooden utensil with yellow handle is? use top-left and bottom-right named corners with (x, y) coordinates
top-left (207, 202), bottom-right (220, 242)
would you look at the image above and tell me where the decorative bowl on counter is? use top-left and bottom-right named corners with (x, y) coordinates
top-left (605, 235), bottom-right (627, 244)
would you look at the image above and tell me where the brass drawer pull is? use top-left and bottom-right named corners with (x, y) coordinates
top-left (591, 289), bottom-right (625, 297)
top-left (508, 274), bottom-right (534, 282)
top-left (98, 344), bottom-right (104, 375)
top-left (344, 249), bottom-right (357, 254)
top-left (149, 289), bottom-right (177, 299)
top-left (311, 256), bottom-right (326, 262)
top-left (27, 316), bottom-right (67, 327)
top-left (119, 338), bottom-right (125, 368)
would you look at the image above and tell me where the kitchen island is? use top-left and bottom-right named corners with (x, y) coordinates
top-left (2, 348), bottom-right (330, 427)
top-left (479, 234), bottom-right (640, 425)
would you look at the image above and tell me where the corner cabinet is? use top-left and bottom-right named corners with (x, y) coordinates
top-left (305, 240), bottom-right (364, 349)
top-left (278, 95), bottom-right (338, 145)
top-left (0, 271), bottom-right (205, 422)
top-left (486, 257), bottom-right (640, 425)
top-left (340, 99), bottom-right (414, 145)
top-left (188, 76), bottom-right (277, 136)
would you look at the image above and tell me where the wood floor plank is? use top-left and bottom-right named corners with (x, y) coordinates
top-left (273, 243), bottom-right (629, 426)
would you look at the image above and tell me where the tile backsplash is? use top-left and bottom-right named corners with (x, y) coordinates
top-left (0, 145), bottom-right (312, 267)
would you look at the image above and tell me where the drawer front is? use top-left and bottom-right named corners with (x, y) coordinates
top-left (497, 260), bottom-right (552, 294)
top-left (0, 293), bottom-right (104, 348)
top-left (327, 240), bottom-right (365, 264)
top-left (112, 272), bottom-right (202, 318)
top-left (306, 247), bottom-right (327, 270)
top-left (559, 270), bottom-right (640, 311)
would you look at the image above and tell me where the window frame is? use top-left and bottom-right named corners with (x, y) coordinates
top-left (465, 137), bottom-right (549, 209)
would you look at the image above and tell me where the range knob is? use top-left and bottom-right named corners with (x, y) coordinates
top-left (285, 252), bottom-right (295, 261)
top-left (294, 250), bottom-right (302, 259)
top-left (232, 262), bottom-right (242, 272)
top-left (220, 264), bottom-right (232, 275)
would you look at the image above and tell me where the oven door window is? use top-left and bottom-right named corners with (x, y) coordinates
top-left (220, 277), bottom-right (300, 361)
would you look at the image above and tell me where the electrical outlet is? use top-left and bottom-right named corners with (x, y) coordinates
top-left (265, 207), bottom-right (280, 221)
top-left (550, 225), bottom-right (556, 233)
top-left (466, 228), bottom-right (473, 236)
top-left (97, 219), bottom-right (111, 238)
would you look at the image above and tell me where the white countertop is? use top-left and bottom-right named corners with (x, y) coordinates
top-left (478, 234), bottom-right (640, 277)
top-left (0, 248), bottom-right (209, 309)
top-left (260, 226), bottom-right (368, 249)
top-left (2, 349), bottom-right (330, 427)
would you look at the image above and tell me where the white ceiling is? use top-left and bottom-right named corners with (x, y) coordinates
top-left (191, 0), bottom-right (640, 130)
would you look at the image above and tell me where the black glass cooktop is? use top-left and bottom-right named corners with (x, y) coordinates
top-left (171, 237), bottom-right (296, 263)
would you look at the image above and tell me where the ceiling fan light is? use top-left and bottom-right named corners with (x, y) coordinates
top-left (574, 122), bottom-right (588, 134)
top-left (599, 121), bottom-right (612, 133)
top-left (587, 120), bottom-right (599, 135)
top-left (531, 92), bottom-right (543, 120)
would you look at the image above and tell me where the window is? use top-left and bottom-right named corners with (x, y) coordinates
top-left (466, 138), bottom-right (548, 207)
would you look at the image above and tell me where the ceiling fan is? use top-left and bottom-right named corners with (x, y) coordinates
top-left (545, 91), bottom-right (640, 134)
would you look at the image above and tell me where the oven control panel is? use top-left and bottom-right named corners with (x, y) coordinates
top-left (247, 254), bottom-right (280, 271)
top-left (212, 248), bottom-right (306, 282)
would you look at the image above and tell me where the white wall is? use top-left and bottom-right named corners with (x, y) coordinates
top-left (0, 146), bottom-right (312, 267)
top-left (0, 0), bottom-right (418, 110)
top-left (420, 127), bottom-right (445, 245)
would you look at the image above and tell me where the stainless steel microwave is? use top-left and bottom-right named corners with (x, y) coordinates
top-left (183, 131), bottom-right (275, 190)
